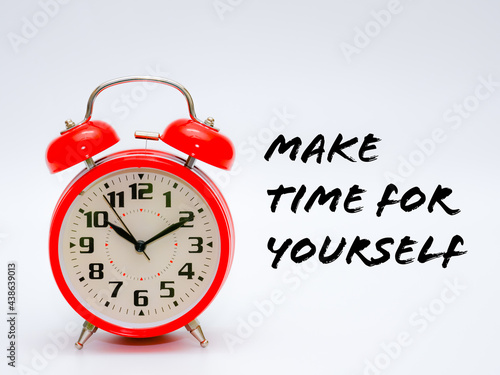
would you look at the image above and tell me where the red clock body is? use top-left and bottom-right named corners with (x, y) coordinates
top-left (49, 149), bottom-right (234, 338)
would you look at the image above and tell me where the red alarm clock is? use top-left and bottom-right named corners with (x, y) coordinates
top-left (46, 77), bottom-right (235, 349)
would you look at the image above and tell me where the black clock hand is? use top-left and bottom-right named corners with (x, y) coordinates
top-left (103, 195), bottom-right (138, 242)
top-left (103, 195), bottom-right (151, 261)
top-left (142, 217), bottom-right (191, 246)
top-left (106, 221), bottom-right (137, 245)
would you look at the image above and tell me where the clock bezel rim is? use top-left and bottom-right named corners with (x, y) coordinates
top-left (49, 149), bottom-right (234, 338)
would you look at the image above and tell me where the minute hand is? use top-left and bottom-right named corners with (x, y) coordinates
top-left (143, 217), bottom-right (190, 246)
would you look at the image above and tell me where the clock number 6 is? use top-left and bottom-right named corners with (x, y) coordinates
top-left (134, 290), bottom-right (149, 307)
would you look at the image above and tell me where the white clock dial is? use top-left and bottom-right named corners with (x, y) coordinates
top-left (59, 168), bottom-right (220, 328)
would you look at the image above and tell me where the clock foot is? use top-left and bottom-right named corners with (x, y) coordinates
top-left (75, 321), bottom-right (98, 350)
top-left (184, 319), bottom-right (208, 348)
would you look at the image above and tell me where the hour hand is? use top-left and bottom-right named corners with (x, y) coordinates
top-left (143, 217), bottom-right (191, 246)
top-left (106, 221), bottom-right (137, 245)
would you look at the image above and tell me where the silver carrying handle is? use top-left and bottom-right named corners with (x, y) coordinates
top-left (77, 76), bottom-right (201, 125)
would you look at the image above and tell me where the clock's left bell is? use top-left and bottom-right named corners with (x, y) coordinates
top-left (46, 119), bottom-right (119, 173)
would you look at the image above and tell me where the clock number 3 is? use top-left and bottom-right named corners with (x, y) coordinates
top-left (188, 237), bottom-right (203, 253)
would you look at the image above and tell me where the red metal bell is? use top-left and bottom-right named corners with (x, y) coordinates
top-left (46, 120), bottom-right (119, 173)
top-left (160, 119), bottom-right (235, 170)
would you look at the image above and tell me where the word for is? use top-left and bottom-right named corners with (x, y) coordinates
top-left (268, 235), bottom-right (466, 269)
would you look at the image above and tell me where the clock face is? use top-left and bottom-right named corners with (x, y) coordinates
top-left (50, 152), bottom-right (232, 337)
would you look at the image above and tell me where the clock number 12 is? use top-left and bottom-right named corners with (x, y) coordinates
top-left (129, 183), bottom-right (153, 200)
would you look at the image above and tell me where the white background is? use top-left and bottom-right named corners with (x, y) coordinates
top-left (1, 0), bottom-right (500, 374)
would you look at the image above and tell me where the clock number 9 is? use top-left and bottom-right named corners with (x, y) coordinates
top-left (79, 237), bottom-right (94, 253)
